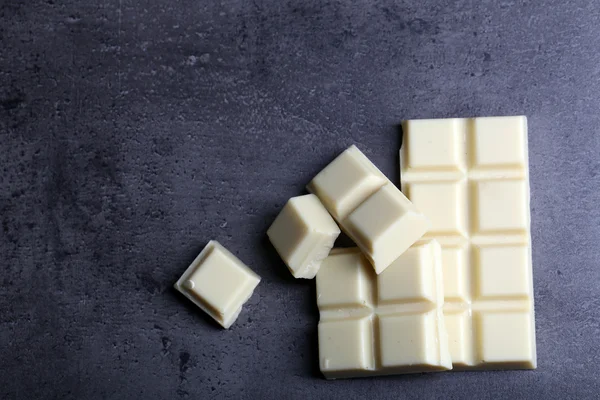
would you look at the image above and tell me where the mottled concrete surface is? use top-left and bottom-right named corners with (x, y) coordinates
top-left (1, 0), bottom-right (599, 399)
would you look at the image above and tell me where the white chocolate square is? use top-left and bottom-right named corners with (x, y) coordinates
top-left (316, 240), bottom-right (451, 379)
top-left (344, 184), bottom-right (430, 274)
top-left (307, 145), bottom-right (386, 220)
top-left (317, 248), bottom-right (373, 310)
top-left (474, 180), bottom-right (528, 234)
top-left (267, 194), bottom-right (340, 279)
top-left (318, 317), bottom-right (374, 377)
top-left (378, 312), bottom-right (438, 368)
top-left (174, 241), bottom-right (261, 329)
top-left (476, 312), bottom-right (535, 368)
top-left (472, 116), bottom-right (527, 169)
top-left (475, 245), bottom-right (531, 300)
top-left (403, 118), bottom-right (466, 172)
top-left (377, 243), bottom-right (436, 305)
top-left (309, 145), bottom-right (429, 274)
top-left (405, 181), bottom-right (467, 237)
top-left (400, 116), bottom-right (535, 370)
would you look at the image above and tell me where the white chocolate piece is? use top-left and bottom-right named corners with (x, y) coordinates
top-left (308, 145), bottom-right (429, 274)
top-left (267, 194), bottom-right (340, 279)
top-left (316, 240), bottom-right (451, 379)
top-left (344, 183), bottom-right (430, 273)
top-left (400, 116), bottom-right (536, 369)
top-left (174, 241), bottom-right (260, 329)
top-left (307, 146), bottom-right (387, 220)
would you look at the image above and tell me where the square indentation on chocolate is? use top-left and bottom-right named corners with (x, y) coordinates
top-left (403, 118), bottom-right (466, 173)
top-left (471, 116), bottom-right (527, 171)
top-left (405, 181), bottom-right (467, 238)
top-left (473, 245), bottom-right (532, 301)
top-left (471, 180), bottom-right (528, 235)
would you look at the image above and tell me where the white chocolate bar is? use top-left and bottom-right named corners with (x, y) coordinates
top-left (174, 241), bottom-right (261, 329)
top-left (400, 116), bottom-right (536, 369)
top-left (267, 194), bottom-right (340, 279)
top-left (316, 240), bottom-right (451, 379)
top-left (308, 145), bottom-right (429, 274)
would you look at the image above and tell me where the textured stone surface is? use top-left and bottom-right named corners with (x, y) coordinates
top-left (1, 0), bottom-right (599, 398)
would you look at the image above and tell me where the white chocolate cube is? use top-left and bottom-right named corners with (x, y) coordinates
top-left (472, 116), bottom-right (527, 169)
top-left (376, 241), bottom-right (437, 305)
top-left (474, 180), bottom-right (528, 234)
top-left (404, 118), bottom-right (466, 172)
top-left (316, 248), bottom-right (373, 309)
top-left (316, 240), bottom-right (451, 379)
top-left (378, 312), bottom-right (440, 368)
top-left (405, 181), bottom-right (467, 237)
top-left (401, 115), bottom-right (536, 370)
top-left (174, 241), bottom-right (260, 329)
top-left (318, 317), bottom-right (374, 375)
top-left (476, 311), bottom-right (535, 368)
top-left (308, 145), bottom-right (429, 274)
top-left (307, 145), bottom-right (386, 220)
top-left (474, 245), bottom-right (531, 300)
top-left (344, 184), bottom-right (429, 274)
top-left (267, 194), bottom-right (340, 279)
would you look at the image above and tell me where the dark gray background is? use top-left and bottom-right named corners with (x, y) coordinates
top-left (1, 0), bottom-right (599, 399)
